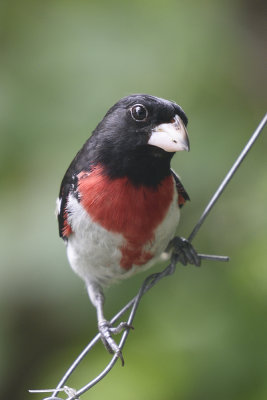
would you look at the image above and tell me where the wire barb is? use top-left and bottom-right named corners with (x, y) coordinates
top-left (30, 113), bottom-right (266, 400)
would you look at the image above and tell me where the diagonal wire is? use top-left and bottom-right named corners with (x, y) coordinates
top-left (29, 113), bottom-right (266, 400)
top-left (188, 113), bottom-right (267, 242)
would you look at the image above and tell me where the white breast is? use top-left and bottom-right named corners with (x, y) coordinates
top-left (65, 187), bottom-right (180, 287)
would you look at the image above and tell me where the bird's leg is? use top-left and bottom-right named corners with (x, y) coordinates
top-left (86, 282), bottom-right (132, 365)
top-left (165, 236), bottom-right (201, 267)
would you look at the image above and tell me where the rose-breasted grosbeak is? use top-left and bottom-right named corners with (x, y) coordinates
top-left (57, 94), bottom-right (200, 363)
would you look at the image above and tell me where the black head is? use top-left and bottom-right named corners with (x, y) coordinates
top-left (85, 94), bottom-right (190, 186)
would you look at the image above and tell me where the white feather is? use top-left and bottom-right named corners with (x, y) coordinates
top-left (55, 197), bottom-right (62, 216)
top-left (65, 182), bottom-right (180, 287)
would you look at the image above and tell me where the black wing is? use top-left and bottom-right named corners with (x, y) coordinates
top-left (57, 168), bottom-right (78, 240)
top-left (57, 137), bottom-right (96, 239)
top-left (171, 169), bottom-right (190, 208)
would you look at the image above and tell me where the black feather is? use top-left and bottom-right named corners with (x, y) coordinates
top-left (57, 94), bottom-right (189, 237)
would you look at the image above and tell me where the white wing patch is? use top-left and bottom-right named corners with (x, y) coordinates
top-left (55, 197), bottom-right (62, 217)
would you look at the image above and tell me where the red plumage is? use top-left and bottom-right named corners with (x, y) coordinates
top-left (57, 94), bottom-right (196, 361)
top-left (78, 165), bottom-right (175, 270)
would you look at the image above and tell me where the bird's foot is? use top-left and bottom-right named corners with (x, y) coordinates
top-left (166, 236), bottom-right (201, 267)
top-left (98, 320), bottom-right (133, 366)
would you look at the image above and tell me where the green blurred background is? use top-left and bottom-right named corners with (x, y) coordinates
top-left (0, 0), bottom-right (266, 399)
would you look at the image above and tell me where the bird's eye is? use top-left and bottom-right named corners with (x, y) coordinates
top-left (130, 104), bottom-right (148, 121)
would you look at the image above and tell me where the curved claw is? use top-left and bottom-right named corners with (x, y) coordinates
top-left (168, 236), bottom-right (201, 267)
top-left (98, 320), bottom-right (133, 366)
top-left (113, 348), bottom-right (124, 366)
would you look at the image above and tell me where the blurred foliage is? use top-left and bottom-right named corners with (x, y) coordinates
top-left (0, 0), bottom-right (266, 399)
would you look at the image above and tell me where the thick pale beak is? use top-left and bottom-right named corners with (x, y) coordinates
top-left (148, 115), bottom-right (190, 152)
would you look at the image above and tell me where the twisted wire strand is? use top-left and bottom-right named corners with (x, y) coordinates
top-left (29, 113), bottom-right (267, 400)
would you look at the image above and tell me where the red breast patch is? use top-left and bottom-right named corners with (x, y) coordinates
top-left (78, 166), bottom-right (175, 270)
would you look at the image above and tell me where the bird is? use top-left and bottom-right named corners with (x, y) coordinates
top-left (56, 94), bottom-right (200, 364)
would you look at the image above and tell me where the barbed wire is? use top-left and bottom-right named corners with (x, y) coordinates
top-left (29, 113), bottom-right (267, 400)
